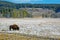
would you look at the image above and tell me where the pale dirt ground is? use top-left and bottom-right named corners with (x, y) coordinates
top-left (0, 33), bottom-right (60, 40)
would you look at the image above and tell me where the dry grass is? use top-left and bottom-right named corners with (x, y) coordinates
top-left (0, 33), bottom-right (60, 40)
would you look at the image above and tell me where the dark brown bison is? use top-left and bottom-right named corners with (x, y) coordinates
top-left (9, 24), bottom-right (19, 31)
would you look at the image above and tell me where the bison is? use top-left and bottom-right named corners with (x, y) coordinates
top-left (9, 24), bottom-right (19, 31)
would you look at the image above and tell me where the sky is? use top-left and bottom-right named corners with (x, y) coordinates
top-left (1, 0), bottom-right (60, 4)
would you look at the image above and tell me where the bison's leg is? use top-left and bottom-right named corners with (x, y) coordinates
top-left (13, 28), bottom-right (17, 30)
top-left (17, 27), bottom-right (19, 30)
top-left (9, 26), bottom-right (11, 31)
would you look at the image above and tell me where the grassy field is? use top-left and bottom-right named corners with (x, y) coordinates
top-left (0, 33), bottom-right (60, 40)
top-left (0, 18), bottom-right (60, 40)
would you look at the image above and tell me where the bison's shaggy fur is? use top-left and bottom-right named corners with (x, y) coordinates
top-left (9, 24), bottom-right (19, 31)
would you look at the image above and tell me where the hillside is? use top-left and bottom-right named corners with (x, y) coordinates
top-left (0, 1), bottom-right (60, 18)
top-left (0, 1), bottom-right (60, 10)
